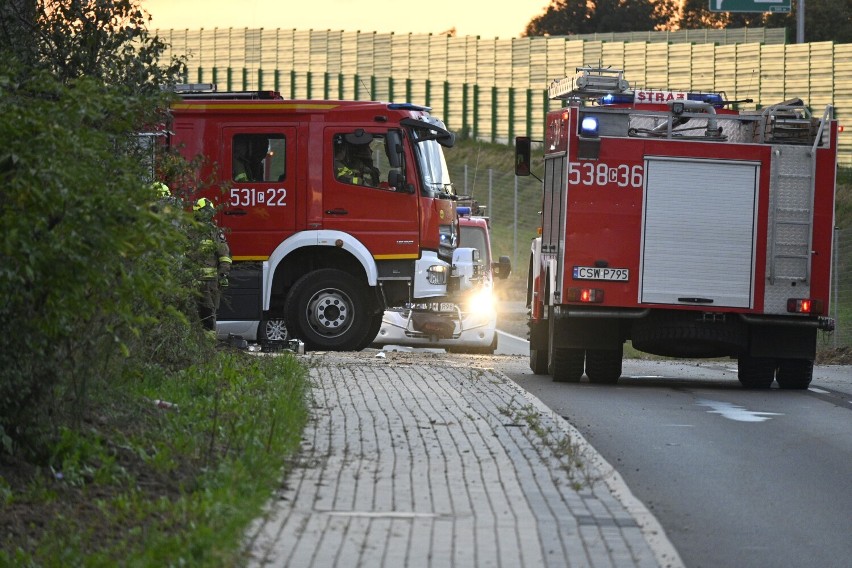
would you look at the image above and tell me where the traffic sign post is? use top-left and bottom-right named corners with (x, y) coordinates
top-left (708, 0), bottom-right (792, 12)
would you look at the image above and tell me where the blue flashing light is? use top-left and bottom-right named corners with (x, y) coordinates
top-left (600, 93), bottom-right (634, 106)
top-left (456, 206), bottom-right (472, 216)
top-left (580, 116), bottom-right (599, 137)
top-left (387, 102), bottom-right (431, 111)
top-left (688, 92), bottom-right (724, 107)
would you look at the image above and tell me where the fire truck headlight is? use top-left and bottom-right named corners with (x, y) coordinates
top-left (467, 286), bottom-right (495, 314)
top-left (427, 265), bottom-right (448, 285)
top-left (580, 116), bottom-right (599, 137)
top-left (439, 223), bottom-right (457, 259)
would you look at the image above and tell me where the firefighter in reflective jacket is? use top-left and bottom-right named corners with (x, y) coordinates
top-left (334, 139), bottom-right (379, 187)
top-left (193, 198), bottom-right (232, 333)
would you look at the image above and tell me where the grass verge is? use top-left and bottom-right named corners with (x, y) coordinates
top-left (0, 349), bottom-right (308, 567)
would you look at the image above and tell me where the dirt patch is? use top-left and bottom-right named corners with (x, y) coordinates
top-left (816, 346), bottom-right (852, 365)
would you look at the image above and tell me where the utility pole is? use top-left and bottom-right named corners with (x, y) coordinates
top-left (796, 0), bottom-right (805, 43)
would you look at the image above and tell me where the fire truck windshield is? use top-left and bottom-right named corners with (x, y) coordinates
top-left (413, 138), bottom-right (455, 199)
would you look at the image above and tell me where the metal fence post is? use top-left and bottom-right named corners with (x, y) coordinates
top-left (488, 169), bottom-right (493, 224)
top-left (834, 226), bottom-right (840, 348)
top-left (463, 164), bottom-right (468, 195)
top-left (513, 175), bottom-right (518, 270)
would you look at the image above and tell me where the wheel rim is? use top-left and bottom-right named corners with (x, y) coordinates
top-left (263, 319), bottom-right (288, 342)
top-left (306, 288), bottom-right (353, 338)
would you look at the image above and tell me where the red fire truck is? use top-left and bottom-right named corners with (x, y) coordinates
top-left (518, 67), bottom-right (837, 389)
top-left (167, 86), bottom-right (477, 351)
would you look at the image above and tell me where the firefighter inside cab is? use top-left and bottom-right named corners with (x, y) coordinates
top-left (192, 198), bottom-right (232, 335)
top-left (334, 130), bottom-right (380, 187)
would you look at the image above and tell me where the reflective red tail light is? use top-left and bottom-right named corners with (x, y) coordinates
top-left (787, 298), bottom-right (824, 315)
top-left (566, 287), bottom-right (604, 303)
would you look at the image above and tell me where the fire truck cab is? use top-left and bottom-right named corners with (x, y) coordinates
top-left (519, 67), bottom-right (838, 389)
top-left (168, 86), bottom-right (477, 351)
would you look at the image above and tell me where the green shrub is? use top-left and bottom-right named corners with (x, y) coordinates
top-left (0, 67), bottom-right (199, 458)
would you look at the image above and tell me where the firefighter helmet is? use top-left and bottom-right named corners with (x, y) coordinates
top-left (152, 181), bottom-right (171, 198)
top-left (194, 197), bottom-right (213, 211)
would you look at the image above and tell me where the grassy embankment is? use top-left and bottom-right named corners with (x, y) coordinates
top-left (1, 351), bottom-right (309, 566)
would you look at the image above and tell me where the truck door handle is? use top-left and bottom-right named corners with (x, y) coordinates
top-left (325, 208), bottom-right (348, 215)
top-left (224, 209), bottom-right (247, 216)
top-left (678, 297), bottom-right (714, 304)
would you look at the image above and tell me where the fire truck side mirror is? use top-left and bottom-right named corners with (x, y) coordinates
top-left (515, 137), bottom-right (531, 177)
top-left (494, 255), bottom-right (512, 279)
top-left (386, 131), bottom-right (403, 168)
top-left (388, 170), bottom-right (412, 193)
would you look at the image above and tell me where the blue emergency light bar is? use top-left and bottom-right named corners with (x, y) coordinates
top-left (599, 92), bottom-right (725, 108)
top-left (599, 93), bottom-right (634, 105)
top-left (688, 92), bottom-right (725, 106)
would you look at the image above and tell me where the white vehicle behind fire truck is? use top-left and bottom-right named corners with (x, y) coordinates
top-left (373, 201), bottom-right (511, 353)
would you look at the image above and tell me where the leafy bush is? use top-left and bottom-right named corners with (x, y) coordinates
top-left (0, 66), bottom-right (202, 457)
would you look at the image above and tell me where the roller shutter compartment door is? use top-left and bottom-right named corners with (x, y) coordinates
top-left (640, 158), bottom-right (758, 309)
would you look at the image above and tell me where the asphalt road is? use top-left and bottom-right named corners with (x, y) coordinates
top-left (490, 347), bottom-right (852, 568)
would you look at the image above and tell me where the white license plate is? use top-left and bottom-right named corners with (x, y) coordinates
top-left (573, 266), bottom-right (629, 281)
top-left (428, 302), bottom-right (457, 312)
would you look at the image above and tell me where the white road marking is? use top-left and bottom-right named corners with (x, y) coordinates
top-left (696, 399), bottom-right (783, 423)
top-left (808, 387), bottom-right (829, 394)
top-left (496, 329), bottom-right (528, 342)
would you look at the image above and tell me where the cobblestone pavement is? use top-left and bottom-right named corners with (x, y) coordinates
top-left (243, 351), bottom-right (682, 568)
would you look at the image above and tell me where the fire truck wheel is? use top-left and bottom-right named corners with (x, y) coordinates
top-left (775, 358), bottom-right (813, 389)
top-left (737, 355), bottom-right (776, 389)
top-left (356, 312), bottom-right (384, 351)
top-left (529, 319), bottom-right (549, 374)
top-left (284, 269), bottom-right (370, 352)
top-left (530, 348), bottom-right (549, 374)
top-left (258, 317), bottom-right (289, 343)
top-left (551, 348), bottom-right (584, 383)
top-left (585, 348), bottom-right (622, 384)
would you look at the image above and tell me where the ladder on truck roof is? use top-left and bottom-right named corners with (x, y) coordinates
top-left (172, 83), bottom-right (281, 100)
top-left (767, 105), bottom-right (834, 285)
top-left (548, 66), bottom-right (631, 100)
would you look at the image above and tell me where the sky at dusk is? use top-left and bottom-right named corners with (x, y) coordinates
top-left (142, 0), bottom-right (552, 39)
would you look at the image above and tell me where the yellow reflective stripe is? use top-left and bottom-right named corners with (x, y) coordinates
top-left (171, 102), bottom-right (340, 111)
top-left (374, 253), bottom-right (419, 260)
top-left (219, 256), bottom-right (232, 264)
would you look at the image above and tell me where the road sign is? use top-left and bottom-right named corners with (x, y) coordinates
top-left (708, 0), bottom-right (792, 12)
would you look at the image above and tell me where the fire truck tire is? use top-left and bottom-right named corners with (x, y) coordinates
top-left (775, 358), bottom-right (813, 389)
top-left (258, 317), bottom-right (289, 343)
top-left (356, 313), bottom-right (384, 351)
top-left (585, 348), bottom-right (623, 384)
top-left (530, 348), bottom-right (549, 374)
top-left (551, 348), bottom-right (584, 383)
top-left (737, 355), bottom-right (776, 389)
top-left (284, 269), bottom-right (371, 352)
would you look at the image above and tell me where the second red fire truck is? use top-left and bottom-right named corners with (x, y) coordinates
top-left (167, 86), bottom-right (477, 351)
top-left (518, 67), bottom-right (838, 389)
